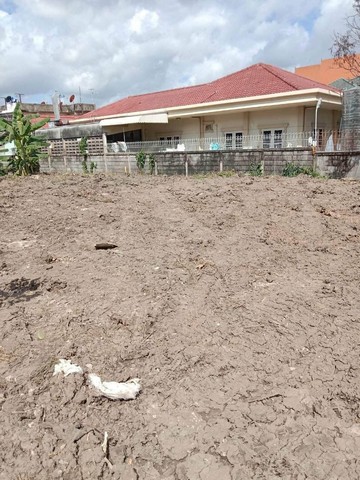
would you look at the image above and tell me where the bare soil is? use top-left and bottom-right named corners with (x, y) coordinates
top-left (1, 173), bottom-right (360, 480)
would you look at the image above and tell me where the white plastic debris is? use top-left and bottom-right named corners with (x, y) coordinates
top-left (88, 373), bottom-right (141, 400)
top-left (53, 358), bottom-right (83, 377)
top-left (53, 359), bottom-right (141, 401)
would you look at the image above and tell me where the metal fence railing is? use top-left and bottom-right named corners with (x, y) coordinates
top-left (106, 130), bottom-right (352, 154)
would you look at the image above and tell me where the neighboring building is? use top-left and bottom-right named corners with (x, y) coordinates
top-left (69, 63), bottom-right (342, 151)
top-left (330, 76), bottom-right (360, 91)
top-left (0, 100), bottom-right (95, 126)
top-left (295, 56), bottom-right (360, 85)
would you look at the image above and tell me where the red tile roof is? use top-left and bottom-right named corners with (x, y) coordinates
top-left (32, 114), bottom-right (80, 128)
top-left (81, 63), bottom-right (339, 119)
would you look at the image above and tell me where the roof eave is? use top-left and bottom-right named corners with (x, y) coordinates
top-left (70, 88), bottom-right (342, 124)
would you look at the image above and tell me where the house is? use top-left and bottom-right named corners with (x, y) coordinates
top-left (70, 63), bottom-right (342, 152)
top-left (295, 56), bottom-right (360, 85)
top-left (296, 57), bottom-right (360, 143)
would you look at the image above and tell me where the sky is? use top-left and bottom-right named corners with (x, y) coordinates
top-left (0, 0), bottom-right (356, 108)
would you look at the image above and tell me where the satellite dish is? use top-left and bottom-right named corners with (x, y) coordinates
top-left (69, 94), bottom-right (75, 103)
top-left (5, 95), bottom-right (12, 103)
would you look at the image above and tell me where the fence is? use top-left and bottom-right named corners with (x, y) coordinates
top-left (40, 148), bottom-right (313, 175)
top-left (39, 147), bottom-right (360, 179)
top-left (107, 130), bottom-right (343, 154)
top-left (39, 129), bottom-right (360, 158)
top-left (42, 136), bottom-right (104, 157)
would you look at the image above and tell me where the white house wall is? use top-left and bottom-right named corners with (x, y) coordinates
top-left (144, 117), bottom-right (201, 140)
top-left (304, 107), bottom-right (341, 131)
top-left (201, 112), bottom-right (247, 137)
top-left (248, 107), bottom-right (301, 135)
top-left (104, 105), bottom-right (341, 143)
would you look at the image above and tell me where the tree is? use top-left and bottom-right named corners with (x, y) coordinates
top-left (0, 103), bottom-right (49, 175)
top-left (331, 0), bottom-right (360, 76)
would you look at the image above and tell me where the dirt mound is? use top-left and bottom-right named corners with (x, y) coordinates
top-left (1, 173), bottom-right (360, 479)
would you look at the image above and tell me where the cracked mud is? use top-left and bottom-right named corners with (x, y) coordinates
top-left (1, 173), bottom-right (360, 479)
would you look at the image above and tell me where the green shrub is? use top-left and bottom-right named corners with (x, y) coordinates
top-left (0, 160), bottom-right (7, 176)
top-left (148, 153), bottom-right (156, 174)
top-left (79, 137), bottom-right (89, 173)
top-left (282, 162), bottom-right (320, 177)
top-left (136, 150), bottom-right (146, 172)
top-left (248, 162), bottom-right (263, 176)
top-left (90, 161), bottom-right (97, 174)
top-left (218, 170), bottom-right (236, 177)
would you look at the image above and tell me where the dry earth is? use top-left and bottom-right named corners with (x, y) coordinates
top-left (1, 173), bottom-right (360, 480)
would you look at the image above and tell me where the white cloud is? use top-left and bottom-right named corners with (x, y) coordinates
top-left (129, 9), bottom-right (159, 34)
top-left (0, 0), bottom-right (357, 106)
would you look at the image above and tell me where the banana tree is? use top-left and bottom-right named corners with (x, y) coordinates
top-left (0, 103), bottom-right (49, 175)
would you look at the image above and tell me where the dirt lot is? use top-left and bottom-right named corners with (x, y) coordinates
top-left (1, 172), bottom-right (360, 480)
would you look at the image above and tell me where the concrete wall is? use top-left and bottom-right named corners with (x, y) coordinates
top-left (316, 152), bottom-right (360, 178)
top-left (40, 154), bottom-right (137, 174)
top-left (40, 149), bottom-right (313, 176)
top-left (156, 149), bottom-right (313, 176)
top-left (43, 124), bottom-right (102, 140)
top-left (40, 149), bottom-right (360, 179)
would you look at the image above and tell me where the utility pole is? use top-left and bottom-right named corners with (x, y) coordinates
top-left (15, 93), bottom-right (24, 103)
top-left (89, 88), bottom-right (95, 106)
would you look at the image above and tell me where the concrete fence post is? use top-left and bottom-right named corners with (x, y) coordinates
top-left (62, 138), bottom-right (67, 170)
top-left (312, 151), bottom-right (317, 171)
top-left (48, 146), bottom-right (52, 172)
top-left (185, 154), bottom-right (188, 177)
top-left (104, 154), bottom-right (108, 173)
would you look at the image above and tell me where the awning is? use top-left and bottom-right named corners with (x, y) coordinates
top-left (100, 113), bottom-right (168, 127)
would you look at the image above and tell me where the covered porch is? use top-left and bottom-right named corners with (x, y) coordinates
top-left (101, 99), bottom-right (342, 154)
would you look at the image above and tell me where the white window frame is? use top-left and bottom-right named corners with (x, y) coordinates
top-left (224, 131), bottom-right (243, 150)
top-left (159, 134), bottom-right (181, 147)
top-left (262, 129), bottom-right (283, 149)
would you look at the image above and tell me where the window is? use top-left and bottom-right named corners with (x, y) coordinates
top-left (235, 132), bottom-right (243, 149)
top-left (274, 130), bottom-right (283, 149)
top-left (312, 128), bottom-right (324, 148)
top-left (159, 135), bottom-right (180, 147)
top-left (225, 133), bottom-right (233, 149)
top-left (224, 132), bottom-right (243, 149)
top-left (107, 129), bottom-right (142, 143)
top-left (263, 130), bottom-right (271, 149)
top-left (262, 129), bottom-right (283, 149)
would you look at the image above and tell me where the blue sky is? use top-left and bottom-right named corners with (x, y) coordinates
top-left (0, 0), bottom-right (355, 107)
top-left (0, 0), bottom-right (15, 14)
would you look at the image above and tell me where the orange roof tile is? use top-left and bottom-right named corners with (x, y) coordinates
top-left (295, 56), bottom-right (360, 84)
